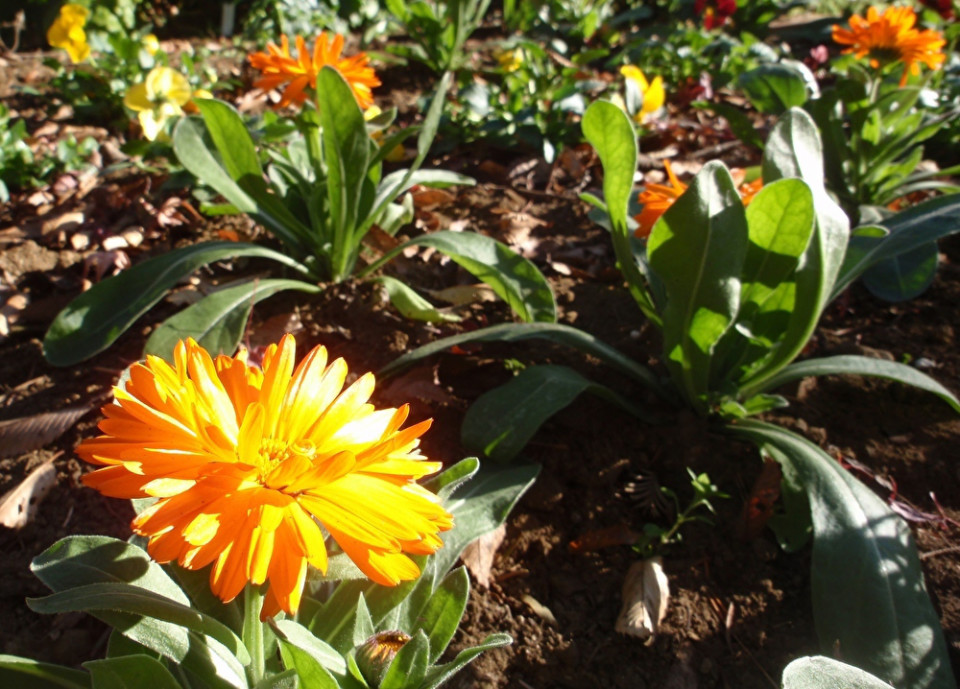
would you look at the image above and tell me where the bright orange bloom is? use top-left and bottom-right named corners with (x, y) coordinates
top-left (832, 6), bottom-right (946, 86)
top-left (634, 160), bottom-right (687, 238)
top-left (78, 335), bottom-right (452, 619)
top-left (249, 33), bottom-right (381, 109)
top-left (634, 163), bottom-right (764, 238)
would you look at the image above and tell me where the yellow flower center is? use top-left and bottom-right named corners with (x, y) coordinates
top-left (256, 437), bottom-right (315, 481)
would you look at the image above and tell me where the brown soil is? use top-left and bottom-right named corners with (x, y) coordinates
top-left (1, 47), bottom-right (959, 689)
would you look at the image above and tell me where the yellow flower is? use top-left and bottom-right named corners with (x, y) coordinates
top-left (77, 335), bottom-right (452, 619)
top-left (832, 6), bottom-right (946, 86)
top-left (143, 33), bottom-right (160, 56)
top-left (124, 66), bottom-right (191, 140)
top-left (620, 65), bottom-right (665, 123)
top-left (496, 48), bottom-right (523, 73)
top-left (47, 3), bottom-right (91, 64)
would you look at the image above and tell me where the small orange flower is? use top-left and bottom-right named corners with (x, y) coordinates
top-left (633, 163), bottom-right (764, 238)
top-left (832, 6), bottom-right (946, 86)
top-left (78, 335), bottom-right (452, 619)
top-left (249, 33), bottom-right (381, 109)
top-left (634, 160), bottom-right (687, 238)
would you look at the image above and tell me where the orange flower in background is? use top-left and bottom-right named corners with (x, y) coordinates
top-left (634, 160), bottom-right (687, 238)
top-left (249, 32), bottom-right (381, 109)
top-left (633, 163), bottom-right (764, 238)
top-left (78, 335), bottom-right (452, 619)
top-left (832, 6), bottom-right (946, 86)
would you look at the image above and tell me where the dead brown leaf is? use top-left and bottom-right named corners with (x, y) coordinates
top-left (378, 364), bottom-right (453, 407)
top-left (0, 406), bottom-right (92, 458)
top-left (461, 523), bottom-right (506, 588)
top-left (0, 457), bottom-right (57, 529)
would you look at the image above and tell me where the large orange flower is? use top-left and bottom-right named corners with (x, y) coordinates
top-left (77, 335), bottom-right (452, 619)
top-left (249, 32), bottom-right (381, 109)
top-left (832, 6), bottom-right (946, 86)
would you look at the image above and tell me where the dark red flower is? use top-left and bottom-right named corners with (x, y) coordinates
top-left (694, 0), bottom-right (737, 29)
top-left (919, 0), bottom-right (955, 20)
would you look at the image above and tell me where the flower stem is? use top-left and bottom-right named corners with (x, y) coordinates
top-left (243, 584), bottom-right (266, 686)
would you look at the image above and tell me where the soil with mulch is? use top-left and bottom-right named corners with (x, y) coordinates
top-left (1, 46), bottom-right (959, 689)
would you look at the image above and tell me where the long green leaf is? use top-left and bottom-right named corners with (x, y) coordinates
top-left (415, 567), bottom-right (469, 663)
top-left (754, 354), bottom-right (960, 412)
top-left (728, 419), bottom-right (954, 689)
top-left (461, 364), bottom-right (657, 463)
top-left (739, 63), bottom-right (810, 115)
top-left (31, 536), bottom-right (190, 606)
top-left (581, 101), bottom-right (659, 322)
top-left (0, 655), bottom-right (91, 689)
top-left (44, 242), bottom-right (310, 366)
top-left (27, 583), bottom-right (249, 666)
top-left (378, 322), bottom-right (663, 393)
top-left (744, 108), bottom-right (850, 395)
top-left (271, 620), bottom-right (345, 676)
top-left (712, 178), bottom-right (815, 386)
top-left (173, 113), bottom-right (313, 257)
top-left (834, 194), bottom-right (960, 299)
top-left (373, 276), bottom-right (460, 323)
top-left (362, 231), bottom-right (556, 323)
top-left (861, 241), bottom-right (939, 302)
top-left (144, 278), bottom-right (323, 361)
top-left (84, 656), bottom-right (182, 689)
top-left (419, 634), bottom-right (512, 689)
top-left (782, 656), bottom-right (895, 689)
top-left (648, 161), bottom-right (747, 411)
top-left (433, 463), bottom-right (539, 578)
top-left (276, 642), bottom-right (339, 689)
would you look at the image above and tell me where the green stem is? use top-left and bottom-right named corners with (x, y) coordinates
top-left (243, 584), bottom-right (266, 686)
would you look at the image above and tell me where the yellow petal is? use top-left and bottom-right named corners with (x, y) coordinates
top-left (641, 76), bottom-right (665, 115)
top-left (146, 66), bottom-right (192, 106)
top-left (125, 82), bottom-right (151, 112)
top-left (620, 64), bottom-right (650, 90)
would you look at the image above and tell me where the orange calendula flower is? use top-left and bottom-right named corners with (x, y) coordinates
top-left (249, 32), bottom-right (381, 109)
top-left (634, 163), bottom-right (763, 238)
top-left (634, 160), bottom-right (687, 238)
top-left (77, 335), bottom-right (452, 619)
top-left (832, 6), bottom-right (946, 86)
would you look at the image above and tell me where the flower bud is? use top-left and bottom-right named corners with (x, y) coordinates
top-left (355, 630), bottom-right (411, 688)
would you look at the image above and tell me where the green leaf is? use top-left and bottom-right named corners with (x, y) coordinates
top-left (782, 656), bottom-right (894, 689)
top-left (581, 101), bottom-right (659, 322)
top-left (44, 242), bottom-right (310, 366)
top-left (31, 536), bottom-right (190, 606)
top-left (744, 108), bottom-right (849, 396)
top-left (379, 322), bottom-right (664, 394)
top-left (144, 278), bottom-right (323, 361)
top-left (433, 463), bottom-right (540, 579)
top-left (277, 642), bottom-right (339, 689)
top-left (861, 241), bottom-right (939, 302)
top-left (414, 567), bottom-right (469, 663)
top-left (272, 620), bottom-right (346, 676)
top-left (419, 634), bottom-right (512, 689)
top-left (648, 161), bottom-right (748, 411)
top-left (84, 655), bottom-right (182, 689)
top-left (373, 276), bottom-right (461, 323)
top-left (712, 178), bottom-right (815, 386)
top-left (422, 457), bottom-right (479, 502)
top-left (27, 583), bottom-right (249, 667)
top-left (174, 110), bottom-right (314, 257)
top-left (461, 364), bottom-right (655, 463)
top-left (728, 420), bottom-right (955, 689)
top-left (754, 354), bottom-right (960, 413)
top-left (364, 231), bottom-right (556, 324)
top-left (739, 63), bottom-right (811, 114)
top-left (252, 669), bottom-right (299, 689)
top-left (379, 631), bottom-right (428, 689)
top-left (0, 655), bottom-right (91, 689)
top-left (835, 194), bottom-right (960, 298)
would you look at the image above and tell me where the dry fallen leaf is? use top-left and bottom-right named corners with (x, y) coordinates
top-left (522, 594), bottom-right (558, 626)
top-left (0, 457), bottom-right (57, 529)
top-left (0, 406), bottom-right (92, 458)
top-left (424, 284), bottom-right (498, 307)
top-left (461, 523), bottom-right (506, 588)
top-left (615, 557), bottom-right (670, 639)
